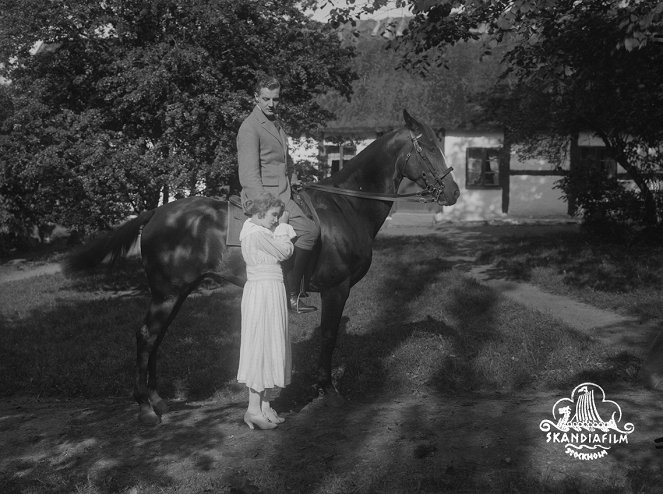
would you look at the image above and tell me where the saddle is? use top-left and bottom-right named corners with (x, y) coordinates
top-left (292, 188), bottom-right (319, 225)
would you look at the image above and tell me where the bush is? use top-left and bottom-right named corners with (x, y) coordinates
top-left (556, 159), bottom-right (658, 240)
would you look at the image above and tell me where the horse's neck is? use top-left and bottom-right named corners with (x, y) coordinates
top-left (331, 133), bottom-right (404, 194)
top-left (328, 133), bottom-right (405, 237)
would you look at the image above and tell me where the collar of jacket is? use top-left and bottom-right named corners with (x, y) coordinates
top-left (251, 105), bottom-right (286, 150)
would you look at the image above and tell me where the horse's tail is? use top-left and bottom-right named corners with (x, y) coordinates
top-left (62, 209), bottom-right (157, 275)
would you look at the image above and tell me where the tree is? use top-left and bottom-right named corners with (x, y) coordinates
top-left (487, 0), bottom-right (663, 226)
top-left (310, 0), bottom-right (663, 226)
top-left (318, 20), bottom-right (505, 131)
top-left (0, 0), bottom-right (355, 245)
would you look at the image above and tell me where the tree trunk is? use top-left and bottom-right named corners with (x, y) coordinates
top-left (601, 133), bottom-right (660, 226)
top-left (568, 131), bottom-right (579, 216)
top-left (162, 184), bottom-right (169, 205)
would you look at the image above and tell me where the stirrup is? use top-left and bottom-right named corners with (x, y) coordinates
top-left (289, 293), bottom-right (317, 314)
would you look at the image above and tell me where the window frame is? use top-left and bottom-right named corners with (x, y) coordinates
top-left (322, 140), bottom-right (357, 178)
top-left (578, 146), bottom-right (618, 180)
top-left (465, 147), bottom-right (502, 190)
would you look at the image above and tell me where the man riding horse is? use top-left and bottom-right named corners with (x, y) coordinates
top-left (237, 75), bottom-right (319, 314)
top-left (64, 97), bottom-right (460, 425)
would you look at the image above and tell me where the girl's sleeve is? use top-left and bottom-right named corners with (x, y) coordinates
top-left (250, 230), bottom-right (294, 261)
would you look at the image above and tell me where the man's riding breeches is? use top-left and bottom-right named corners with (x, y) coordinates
top-left (285, 199), bottom-right (320, 251)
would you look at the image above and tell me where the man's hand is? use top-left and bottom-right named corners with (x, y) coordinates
top-left (290, 171), bottom-right (303, 192)
top-left (279, 211), bottom-right (290, 224)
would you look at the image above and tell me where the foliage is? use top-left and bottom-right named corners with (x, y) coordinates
top-left (0, 0), bottom-right (355, 244)
top-left (289, 136), bottom-right (323, 182)
top-left (557, 170), bottom-right (646, 238)
top-left (313, 1), bottom-right (662, 54)
top-left (319, 22), bottom-right (506, 131)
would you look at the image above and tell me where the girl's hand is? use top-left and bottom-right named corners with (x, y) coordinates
top-left (279, 211), bottom-right (290, 224)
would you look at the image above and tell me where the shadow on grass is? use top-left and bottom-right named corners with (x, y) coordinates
top-left (2, 233), bottom-right (660, 493)
top-left (474, 225), bottom-right (663, 294)
top-left (65, 257), bottom-right (150, 294)
top-left (0, 273), bottom-right (249, 492)
top-left (267, 237), bottom-right (543, 492)
top-left (560, 351), bottom-right (642, 391)
top-left (0, 397), bottom-right (245, 493)
top-left (0, 283), bottom-right (242, 400)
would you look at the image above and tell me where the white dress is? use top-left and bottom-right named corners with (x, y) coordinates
top-left (237, 220), bottom-right (296, 393)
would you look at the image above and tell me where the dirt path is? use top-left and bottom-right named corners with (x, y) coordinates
top-left (2, 223), bottom-right (663, 493)
top-left (467, 265), bottom-right (660, 358)
top-left (1, 386), bottom-right (660, 493)
top-left (0, 259), bottom-right (62, 283)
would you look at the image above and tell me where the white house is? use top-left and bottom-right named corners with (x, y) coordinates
top-left (300, 17), bottom-right (626, 222)
top-left (298, 127), bottom-right (623, 222)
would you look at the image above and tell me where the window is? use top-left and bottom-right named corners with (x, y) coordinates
top-left (579, 146), bottom-right (617, 179)
top-left (466, 148), bottom-right (501, 189)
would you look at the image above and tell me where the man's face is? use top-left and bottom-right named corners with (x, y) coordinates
top-left (255, 87), bottom-right (280, 118)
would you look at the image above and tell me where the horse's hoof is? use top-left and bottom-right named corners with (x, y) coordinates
top-left (139, 412), bottom-right (161, 426)
top-left (139, 405), bottom-right (161, 426)
top-left (314, 384), bottom-right (345, 407)
top-left (152, 399), bottom-right (169, 416)
top-left (323, 390), bottom-right (345, 408)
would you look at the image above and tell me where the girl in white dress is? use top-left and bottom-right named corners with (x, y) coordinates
top-left (238, 192), bottom-right (296, 430)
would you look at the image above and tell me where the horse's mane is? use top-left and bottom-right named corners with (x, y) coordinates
top-left (318, 128), bottom-right (401, 187)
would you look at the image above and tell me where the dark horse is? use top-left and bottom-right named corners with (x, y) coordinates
top-left (64, 110), bottom-right (460, 425)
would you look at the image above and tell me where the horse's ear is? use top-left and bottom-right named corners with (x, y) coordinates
top-left (403, 109), bottom-right (423, 134)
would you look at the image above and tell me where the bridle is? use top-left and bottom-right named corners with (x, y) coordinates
top-left (402, 132), bottom-right (454, 204)
top-left (302, 131), bottom-right (454, 204)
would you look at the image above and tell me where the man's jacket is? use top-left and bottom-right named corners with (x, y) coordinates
top-left (237, 105), bottom-right (291, 206)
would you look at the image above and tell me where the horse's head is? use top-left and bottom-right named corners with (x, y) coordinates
top-left (398, 110), bottom-right (460, 206)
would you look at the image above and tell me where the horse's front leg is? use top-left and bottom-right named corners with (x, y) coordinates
top-left (147, 330), bottom-right (169, 417)
top-left (317, 281), bottom-right (350, 398)
top-left (642, 329), bottom-right (663, 390)
top-left (135, 296), bottom-right (178, 425)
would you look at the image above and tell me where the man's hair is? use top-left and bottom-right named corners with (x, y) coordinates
top-left (254, 75), bottom-right (280, 95)
top-left (244, 192), bottom-right (284, 217)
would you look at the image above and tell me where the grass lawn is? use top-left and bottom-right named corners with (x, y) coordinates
top-left (0, 225), bottom-right (661, 493)
top-left (472, 224), bottom-right (663, 323)
top-left (0, 230), bottom-right (647, 402)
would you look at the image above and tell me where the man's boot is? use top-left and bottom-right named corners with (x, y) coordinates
top-left (287, 247), bottom-right (317, 314)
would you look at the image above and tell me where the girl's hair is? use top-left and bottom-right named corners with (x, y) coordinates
top-left (244, 192), bottom-right (284, 217)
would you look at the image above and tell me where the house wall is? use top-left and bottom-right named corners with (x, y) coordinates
top-left (396, 131), bottom-right (571, 220)
top-left (303, 129), bottom-right (612, 222)
top-left (508, 155), bottom-right (569, 219)
top-left (441, 131), bottom-right (504, 221)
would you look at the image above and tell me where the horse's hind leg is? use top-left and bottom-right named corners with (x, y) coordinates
top-left (135, 295), bottom-right (182, 425)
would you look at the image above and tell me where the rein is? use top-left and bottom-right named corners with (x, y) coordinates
top-left (301, 183), bottom-right (433, 202)
top-left (302, 133), bottom-right (454, 203)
